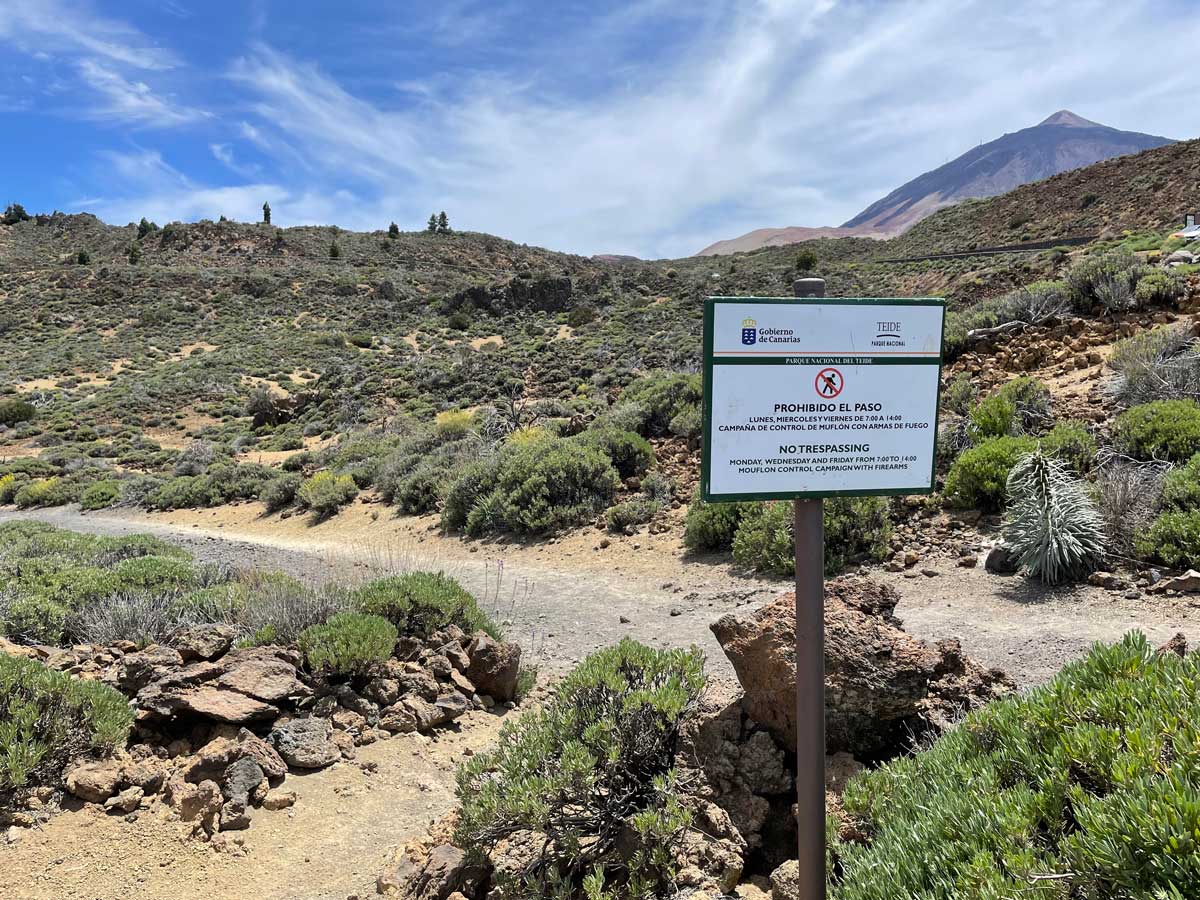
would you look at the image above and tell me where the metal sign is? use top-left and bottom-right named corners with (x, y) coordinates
top-left (702, 296), bottom-right (946, 502)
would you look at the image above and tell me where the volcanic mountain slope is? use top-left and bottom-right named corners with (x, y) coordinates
top-left (888, 135), bottom-right (1200, 257)
top-left (698, 111), bottom-right (1174, 256)
top-left (843, 110), bottom-right (1173, 233)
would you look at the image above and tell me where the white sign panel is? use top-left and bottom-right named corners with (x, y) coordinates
top-left (702, 297), bottom-right (945, 501)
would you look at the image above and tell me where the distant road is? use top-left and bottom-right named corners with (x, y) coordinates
top-left (877, 234), bottom-right (1096, 264)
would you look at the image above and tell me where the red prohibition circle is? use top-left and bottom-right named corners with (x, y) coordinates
top-left (814, 367), bottom-right (844, 399)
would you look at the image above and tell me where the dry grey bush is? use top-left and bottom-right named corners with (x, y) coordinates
top-left (1093, 459), bottom-right (1168, 557)
top-left (236, 575), bottom-right (349, 645)
top-left (69, 591), bottom-right (183, 647)
top-left (1106, 324), bottom-right (1200, 407)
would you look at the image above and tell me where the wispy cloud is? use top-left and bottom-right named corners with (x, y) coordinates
top-left (77, 60), bottom-right (207, 127)
top-left (0, 0), bottom-right (176, 69)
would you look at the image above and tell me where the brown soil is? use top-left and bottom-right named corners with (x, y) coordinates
top-left (0, 711), bottom-right (506, 900)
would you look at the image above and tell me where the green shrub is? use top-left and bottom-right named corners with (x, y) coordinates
top-left (833, 633), bottom-right (1200, 899)
top-left (731, 502), bottom-right (794, 576)
top-left (260, 473), bottom-right (301, 513)
top-left (1066, 250), bottom-right (1145, 312)
top-left (967, 393), bottom-right (1016, 441)
top-left (731, 497), bottom-right (890, 576)
top-left (578, 427), bottom-right (655, 479)
top-left (1039, 420), bottom-right (1097, 473)
top-left (1, 595), bottom-right (69, 644)
top-left (1134, 269), bottom-right (1185, 306)
top-left (144, 464), bottom-right (274, 511)
top-left (1161, 453), bottom-right (1200, 511)
top-left (1003, 451), bottom-right (1105, 584)
top-left (440, 459), bottom-right (499, 532)
top-left (1135, 510), bottom-right (1200, 569)
top-left (967, 377), bottom-right (1051, 441)
top-left (944, 435), bottom-right (1038, 511)
top-left (0, 655), bottom-right (132, 795)
top-left (941, 374), bottom-right (976, 416)
top-left (453, 434), bottom-right (619, 535)
top-left (606, 498), bottom-right (661, 532)
top-left (455, 639), bottom-right (705, 898)
top-left (683, 495), bottom-right (749, 553)
top-left (668, 402), bottom-right (701, 441)
top-left (80, 479), bottom-right (121, 511)
top-left (297, 612), bottom-right (397, 677)
top-left (434, 409), bottom-right (475, 439)
top-left (353, 572), bottom-right (500, 640)
top-left (0, 473), bottom-right (22, 505)
top-left (621, 372), bottom-right (703, 437)
top-left (14, 477), bottom-right (73, 509)
top-left (0, 399), bottom-right (36, 426)
top-left (1113, 399), bottom-right (1200, 462)
top-left (297, 471), bottom-right (359, 519)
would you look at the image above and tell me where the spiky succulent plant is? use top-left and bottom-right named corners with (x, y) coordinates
top-left (1004, 450), bottom-right (1106, 584)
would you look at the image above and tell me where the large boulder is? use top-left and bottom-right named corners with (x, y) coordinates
top-left (711, 577), bottom-right (1013, 758)
top-left (464, 633), bottom-right (521, 702)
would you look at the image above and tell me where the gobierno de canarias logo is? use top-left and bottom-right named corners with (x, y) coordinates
top-left (741, 317), bottom-right (757, 346)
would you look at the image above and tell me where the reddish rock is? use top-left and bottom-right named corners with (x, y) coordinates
top-left (464, 633), bottom-right (521, 702)
top-left (172, 624), bottom-right (236, 662)
top-left (65, 759), bottom-right (124, 803)
top-left (174, 687), bottom-right (278, 724)
top-left (217, 656), bottom-right (307, 703)
top-left (711, 577), bottom-right (1013, 757)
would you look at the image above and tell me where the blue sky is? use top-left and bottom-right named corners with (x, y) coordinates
top-left (1, 0), bottom-right (1197, 258)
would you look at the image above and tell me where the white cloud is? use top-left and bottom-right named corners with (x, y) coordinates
top-left (0, 0), bottom-right (176, 69)
top-left (77, 60), bottom-right (207, 127)
top-left (80, 148), bottom-right (355, 228)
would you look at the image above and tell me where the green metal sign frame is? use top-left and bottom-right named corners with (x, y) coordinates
top-left (701, 296), bottom-right (946, 503)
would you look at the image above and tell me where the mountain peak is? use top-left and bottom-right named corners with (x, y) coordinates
top-left (1038, 109), bottom-right (1100, 128)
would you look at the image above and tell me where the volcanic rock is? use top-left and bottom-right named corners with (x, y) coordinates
top-left (711, 577), bottom-right (1013, 757)
top-left (464, 633), bottom-right (521, 702)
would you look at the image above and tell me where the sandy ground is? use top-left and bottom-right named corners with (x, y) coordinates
top-left (4, 503), bottom-right (1200, 685)
top-left (1, 710), bottom-right (506, 900)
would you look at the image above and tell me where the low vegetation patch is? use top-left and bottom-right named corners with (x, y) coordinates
top-left (353, 571), bottom-right (501, 640)
top-left (1113, 399), bottom-right (1200, 462)
top-left (832, 633), bottom-right (1200, 899)
top-left (0, 654), bottom-right (132, 800)
top-left (297, 612), bottom-right (397, 677)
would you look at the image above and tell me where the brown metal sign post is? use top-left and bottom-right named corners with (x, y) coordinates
top-left (791, 277), bottom-right (827, 898)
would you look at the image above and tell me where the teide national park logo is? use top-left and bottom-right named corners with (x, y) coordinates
top-left (741, 317), bottom-right (757, 346)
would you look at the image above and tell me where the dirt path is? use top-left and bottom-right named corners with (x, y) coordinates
top-left (4, 504), bottom-right (1200, 686)
top-left (1, 710), bottom-right (505, 900)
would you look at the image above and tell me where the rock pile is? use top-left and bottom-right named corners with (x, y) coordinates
top-left (1, 622), bottom-right (522, 840)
